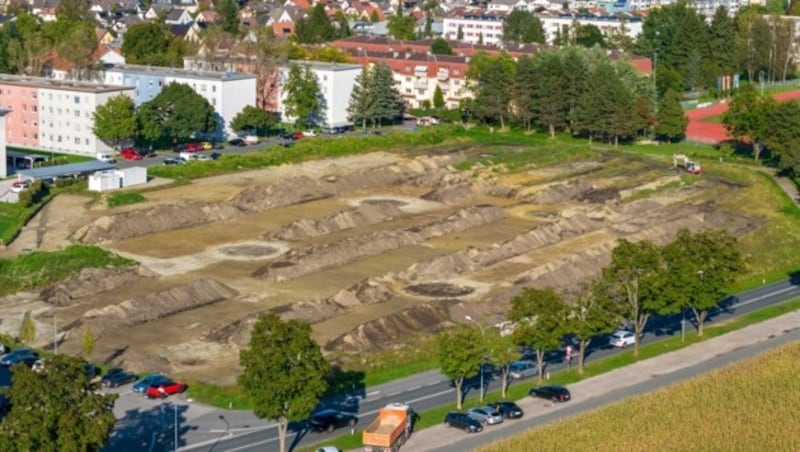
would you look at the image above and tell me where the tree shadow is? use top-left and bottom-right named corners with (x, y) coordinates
top-left (106, 402), bottom-right (196, 452)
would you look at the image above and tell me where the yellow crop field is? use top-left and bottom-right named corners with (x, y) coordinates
top-left (480, 341), bottom-right (800, 452)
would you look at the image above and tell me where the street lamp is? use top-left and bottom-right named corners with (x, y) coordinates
top-left (465, 315), bottom-right (487, 402)
top-left (759, 71), bottom-right (765, 95)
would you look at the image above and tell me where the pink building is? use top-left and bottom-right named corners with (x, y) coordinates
top-left (0, 82), bottom-right (41, 148)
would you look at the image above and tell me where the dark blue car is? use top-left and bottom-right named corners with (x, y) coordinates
top-left (0, 349), bottom-right (38, 366)
top-left (133, 374), bottom-right (170, 393)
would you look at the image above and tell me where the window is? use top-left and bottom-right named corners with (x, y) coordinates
top-left (75, 110), bottom-right (80, 117)
top-left (57, 108), bottom-right (62, 115)
top-left (32, 106), bottom-right (37, 112)
top-left (57, 135), bottom-right (62, 142)
top-left (75, 137), bottom-right (80, 144)
top-left (149, 80), bottom-right (153, 87)
top-left (405, 77), bottom-right (411, 82)
top-left (34, 133), bottom-right (38, 139)
top-left (23, 132), bottom-right (27, 138)
top-left (212, 85), bottom-right (216, 93)
top-left (212, 98), bottom-right (216, 106)
top-left (158, 81), bottom-right (163, 87)
top-left (85, 138), bottom-right (89, 145)
top-left (74, 96), bottom-right (80, 104)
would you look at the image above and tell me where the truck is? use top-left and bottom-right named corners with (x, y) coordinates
top-left (673, 153), bottom-right (702, 174)
top-left (362, 403), bottom-right (414, 452)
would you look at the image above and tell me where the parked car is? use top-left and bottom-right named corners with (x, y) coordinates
top-left (201, 141), bottom-right (213, 150)
top-left (292, 131), bottom-right (304, 140)
top-left (145, 380), bottom-right (186, 399)
top-left (0, 349), bottom-right (39, 366)
top-left (302, 130), bottom-right (317, 137)
top-left (467, 406), bottom-right (503, 425)
top-left (194, 154), bottom-right (212, 161)
top-left (508, 360), bottom-right (538, 380)
top-left (101, 368), bottom-right (138, 388)
top-left (163, 157), bottom-right (183, 165)
top-left (315, 448), bottom-right (342, 452)
top-left (279, 132), bottom-right (296, 140)
top-left (0, 343), bottom-right (6, 355)
top-left (120, 148), bottom-right (142, 160)
top-left (227, 138), bottom-right (246, 147)
top-left (209, 152), bottom-right (222, 160)
top-left (138, 148), bottom-right (156, 158)
top-left (243, 135), bottom-right (259, 145)
top-left (132, 374), bottom-right (172, 393)
top-left (96, 152), bottom-right (115, 163)
top-left (308, 409), bottom-right (358, 433)
top-left (609, 330), bottom-right (636, 348)
top-left (443, 412), bottom-right (483, 433)
top-left (490, 401), bottom-right (523, 419)
top-left (529, 385), bottom-right (571, 403)
top-left (10, 180), bottom-right (31, 193)
top-left (280, 140), bottom-right (295, 148)
top-left (172, 144), bottom-right (186, 152)
top-left (184, 142), bottom-right (204, 152)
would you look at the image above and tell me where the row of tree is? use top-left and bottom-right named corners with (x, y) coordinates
top-left (466, 47), bottom-right (688, 144)
top-left (347, 64), bottom-right (405, 128)
top-left (437, 228), bottom-right (743, 409)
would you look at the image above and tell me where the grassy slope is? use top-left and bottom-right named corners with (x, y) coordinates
top-left (479, 341), bottom-right (800, 452)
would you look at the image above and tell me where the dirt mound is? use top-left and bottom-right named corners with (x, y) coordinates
top-left (579, 187), bottom-right (620, 203)
top-left (232, 175), bottom-right (334, 212)
top-left (324, 299), bottom-right (459, 352)
top-left (83, 279), bottom-right (238, 328)
top-left (40, 266), bottom-right (156, 306)
top-left (74, 201), bottom-right (238, 244)
top-left (264, 202), bottom-right (407, 241)
top-left (421, 184), bottom-right (475, 204)
top-left (205, 317), bottom-right (255, 346)
top-left (527, 180), bottom-right (597, 204)
top-left (254, 206), bottom-right (508, 282)
top-left (405, 282), bottom-right (475, 297)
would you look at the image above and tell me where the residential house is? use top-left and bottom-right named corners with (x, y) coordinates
top-left (164, 8), bottom-right (193, 25)
top-left (31, 0), bottom-right (58, 21)
top-left (486, 0), bottom-right (529, 12)
top-left (267, 5), bottom-right (303, 36)
top-left (104, 64), bottom-right (257, 136)
top-left (277, 61), bottom-right (362, 128)
top-left (0, 75), bottom-right (134, 155)
top-left (344, 1), bottom-right (386, 21)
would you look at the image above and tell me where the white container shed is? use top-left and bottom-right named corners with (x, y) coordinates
top-left (119, 166), bottom-right (147, 187)
top-left (88, 167), bottom-right (147, 192)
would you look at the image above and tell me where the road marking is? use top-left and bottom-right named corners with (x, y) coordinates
top-left (735, 286), bottom-right (799, 307)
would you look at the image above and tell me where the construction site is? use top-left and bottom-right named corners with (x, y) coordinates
top-left (0, 144), bottom-right (764, 384)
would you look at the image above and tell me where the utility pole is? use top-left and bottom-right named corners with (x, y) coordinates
top-left (54, 314), bottom-right (57, 354)
top-left (465, 315), bottom-right (487, 402)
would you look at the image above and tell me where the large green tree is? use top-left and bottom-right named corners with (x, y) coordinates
top-left (387, 8), bottom-right (416, 40)
top-left (431, 37), bottom-right (453, 55)
top-left (532, 52), bottom-right (567, 138)
top-left (437, 325), bottom-right (484, 409)
top-left (603, 238), bottom-right (673, 357)
top-left (764, 100), bottom-right (800, 176)
top-left (121, 22), bottom-right (183, 67)
top-left (566, 277), bottom-right (620, 374)
top-left (722, 83), bottom-right (776, 161)
top-left (93, 94), bottom-right (137, 150)
top-left (0, 355), bottom-right (117, 451)
top-left (433, 85), bottom-right (445, 109)
top-left (575, 23), bottom-right (606, 48)
top-left (294, 4), bottom-right (336, 44)
top-left (708, 7), bottom-right (737, 83)
top-left (283, 64), bottom-right (324, 129)
top-left (137, 82), bottom-right (217, 146)
top-left (513, 56), bottom-right (537, 130)
top-left (662, 229), bottom-right (743, 336)
top-left (655, 88), bottom-right (688, 142)
top-left (509, 287), bottom-right (567, 382)
top-left (238, 313), bottom-right (329, 452)
top-left (347, 66), bottom-right (374, 129)
top-left (485, 331), bottom-right (519, 398)
top-left (501, 10), bottom-right (545, 43)
top-left (230, 106), bottom-right (278, 135)
top-left (216, 0), bottom-right (240, 35)
top-left (471, 55), bottom-right (515, 128)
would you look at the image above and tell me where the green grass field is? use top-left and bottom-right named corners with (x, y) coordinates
top-left (480, 340), bottom-right (800, 452)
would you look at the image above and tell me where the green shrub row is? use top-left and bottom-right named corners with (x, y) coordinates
top-left (106, 191), bottom-right (146, 208)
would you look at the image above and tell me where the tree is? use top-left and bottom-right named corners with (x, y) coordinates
top-left (603, 239), bottom-right (673, 357)
top-left (431, 37), bottom-right (453, 55)
top-left (236, 27), bottom-right (288, 110)
top-left (735, 10), bottom-right (772, 83)
top-left (238, 313), bottom-right (329, 452)
top-left (502, 10), bottom-right (545, 43)
top-left (56, 0), bottom-right (91, 23)
top-left (334, 11), bottom-right (351, 39)
top-left (532, 52), bottom-right (567, 138)
top-left (509, 287), bottom-right (567, 382)
top-left (388, 12), bottom-right (416, 40)
top-left (121, 22), bottom-right (180, 66)
top-left (437, 325), bottom-right (484, 409)
top-left (217, 0), bottom-right (240, 35)
top-left (19, 312), bottom-right (35, 344)
top-left (708, 7), bottom-right (737, 83)
top-left (294, 4), bottom-right (336, 44)
top-left (433, 85), bottom-right (445, 109)
top-left (0, 355), bottom-right (117, 451)
top-left (662, 229), bottom-right (744, 336)
top-left (764, 100), bottom-right (800, 176)
top-left (230, 106), bottom-right (278, 135)
top-left (93, 94), bottom-right (137, 150)
top-left (561, 48), bottom-right (589, 133)
top-left (485, 331), bottom-right (519, 398)
top-left (57, 21), bottom-right (97, 81)
top-left (513, 56), bottom-right (537, 130)
top-left (137, 82), bottom-right (217, 146)
top-left (82, 325), bottom-right (95, 358)
top-left (723, 83), bottom-right (776, 161)
top-left (655, 89), bottom-right (688, 142)
top-left (471, 55), bottom-right (515, 128)
top-left (368, 64), bottom-right (404, 126)
top-left (566, 277), bottom-right (620, 374)
top-left (283, 64), bottom-right (324, 129)
top-left (347, 66), bottom-right (374, 129)
top-left (575, 24), bottom-right (606, 48)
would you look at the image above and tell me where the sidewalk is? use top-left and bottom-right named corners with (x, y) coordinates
top-left (401, 309), bottom-right (800, 451)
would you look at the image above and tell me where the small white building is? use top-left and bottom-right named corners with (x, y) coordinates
top-left (88, 166), bottom-right (147, 192)
top-left (277, 61), bottom-right (362, 128)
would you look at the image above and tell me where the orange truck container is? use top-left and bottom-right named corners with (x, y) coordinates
top-left (362, 403), bottom-right (413, 452)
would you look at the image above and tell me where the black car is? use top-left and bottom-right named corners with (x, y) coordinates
top-left (444, 411), bottom-right (483, 433)
top-left (279, 132), bottom-right (296, 141)
top-left (163, 157), bottom-right (183, 165)
top-left (210, 152), bottom-right (222, 160)
top-left (101, 368), bottom-right (138, 388)
top-left (0, 349), bottom-right (38, 366)
top-left (172, 144), bottom-right (186, 152)
top-left (529, 385), bottom-right (571, 403)
top-left (490, 401), bottom-right (524, 419)
top-left (308, 409), bottom-right (357, 433)
top-left (227, 138), bottom-right (246, 147)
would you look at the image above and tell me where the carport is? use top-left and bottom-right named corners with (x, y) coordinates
top-left (17, 161), bottom-right (115, 182)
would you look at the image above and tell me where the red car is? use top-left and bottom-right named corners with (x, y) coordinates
top-left (184, 142), bottom-right (203, 152)
top-left (145, 380), bottom-right (186, 399)
top-left (120, 148), bottom-right (142, 160)
top-left (292, 131), bottom-right (304, 140)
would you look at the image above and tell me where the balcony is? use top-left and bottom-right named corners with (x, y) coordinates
top-left (437, 69), bottom-right (449, 81)
top-left (413, 81), bottom-right (429, 90)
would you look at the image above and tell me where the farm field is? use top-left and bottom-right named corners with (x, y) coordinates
top-left (480, 340), bottom-right (800, 452)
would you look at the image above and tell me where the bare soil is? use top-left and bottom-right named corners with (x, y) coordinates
top-left (0, 147), bottom-right (765, 383)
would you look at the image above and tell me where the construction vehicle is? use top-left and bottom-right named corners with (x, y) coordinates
top-left (362, 403), bottom-right (414, 452)
top-left (673, 153), bottom-right (702, 174)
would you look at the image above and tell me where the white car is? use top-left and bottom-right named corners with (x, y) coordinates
top-left (609, 330), bottom-right (636, 348)
top-left (195, 154), bottom-right (212, 161)
top-left (467, 406), bottom-right (504, 425)
top-left (10, 180), bottom-right (31, 193)
top-left (243, 135), bottom-right (259, 144)
top-left (302, 130), bottom-right (318, 137)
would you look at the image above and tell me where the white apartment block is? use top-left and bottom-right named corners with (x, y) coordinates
top-left (443, 10), bottom-right (508, 45)
top-left (390, 59), bottom-right (471, 110)
top-left (539, 13), bottom-right (643, 44)
top-left (277, 61), bottom-right (361, 128)
top-left (104, 64), bottom-right (257, 136)
top-left (626, 0), bottom-right (763, 16)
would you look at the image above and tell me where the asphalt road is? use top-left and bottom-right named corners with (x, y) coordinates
top-left (172, 277), bottom-right (800, 452)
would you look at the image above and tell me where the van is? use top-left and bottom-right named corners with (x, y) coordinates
top-left (508, 360), bottom-right (539, 380)
top-left (96, 152), bottom-right (115, 163)
top-left (179, 152), bottom-right (198, 161)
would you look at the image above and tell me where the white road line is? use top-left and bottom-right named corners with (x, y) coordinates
top-left (366, 391), bottom-right (380, 397)
top-left (734, 286), bottom-right (799, 307)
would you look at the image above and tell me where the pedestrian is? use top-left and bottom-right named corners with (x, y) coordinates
top-left (565, 345), bottom-right (573, 370)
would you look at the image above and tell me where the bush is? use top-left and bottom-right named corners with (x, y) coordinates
top-left (107, 191), bottom-right (146, 208)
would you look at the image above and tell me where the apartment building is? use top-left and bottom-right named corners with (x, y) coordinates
top-left (0, 75), bottom-right (134, 156)
top-left (538, 13), bottom-right (643, 44)
top-left (442, 9), bottom-right (508, 45)
top-left (104, 64), bottom-right (256, 136)
top-left (276, 61), bottom-right (362, 128)
top-left (624, 0), bottom-right (759, 15)
top-left (0, 109), bottom-right (8, 178)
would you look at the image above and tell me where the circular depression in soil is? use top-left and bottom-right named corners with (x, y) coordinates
top-left (209, 241), bottom-right (289, 261)
top-left (405, 282), bottom-right (475, 298)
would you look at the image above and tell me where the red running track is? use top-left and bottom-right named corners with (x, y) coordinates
top-left (685, 89), bottom-right (800, 144)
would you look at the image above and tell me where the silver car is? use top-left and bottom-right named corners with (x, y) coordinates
top-left (467, 406), bottom-right (504, 425)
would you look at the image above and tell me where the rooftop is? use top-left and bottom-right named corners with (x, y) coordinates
top-left (105, 64), bottom-right (256, 81)
top-left (285, 60), bottom-right (364, 72)
top-left (0, 75), bottom-right (134, 94)
top-left (18, 161), bottom-right (116, 181)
